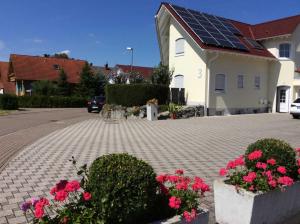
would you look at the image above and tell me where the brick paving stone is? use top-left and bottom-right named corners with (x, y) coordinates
top-left (0, 113), bottom-right (300, 223)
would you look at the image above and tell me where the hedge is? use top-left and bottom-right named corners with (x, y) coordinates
top-left (105, 84), bottom-right (169, 106)
top-left (0, 94), bottom-right (19, 110)
top-left (18, 96), bottom-right (87, 108)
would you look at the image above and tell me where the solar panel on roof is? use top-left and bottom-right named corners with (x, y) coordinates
top-left (244, 38), bottom-right (264, 50)
top-left (170, 4), bottom-right (248, 51)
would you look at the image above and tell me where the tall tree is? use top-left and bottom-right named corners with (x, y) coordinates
top-left (57, 69), bottom-right (71, 96)
top-left (32, 80), bottom-right (57, 96)
top-left (151, 62), bottom-right (173, 86)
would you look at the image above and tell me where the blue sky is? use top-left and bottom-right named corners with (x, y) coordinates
top-left (0, 0), bottom-right (299, 67)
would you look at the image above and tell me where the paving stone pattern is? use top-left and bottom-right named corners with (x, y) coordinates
top-left (0, 113), bottom-right (300, 223)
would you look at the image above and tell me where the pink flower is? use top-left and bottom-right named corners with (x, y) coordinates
top-left (168, 196), bottom-right (181, 209)
top-left (248, 150), bottom-right (263, 161)
top-left (297, 159), bottom-right (300, 167)
top-left (167, 175), bottom-right (180, 183)
top-left (50, 187), bottom-right (57, 196)
top-left (175, 169), bottom-right (184, 175)
top-left (34, 207), bottom-right (44, 219)
top-left (267, 158), bottom-right (276, 166)
top-left (268, 180), bottom-right (277, 188)
top-left (278, 176), bottom-right (294, 186)
top-left (159, 184), bottom-right (169, 195)
top-left (277, 166), bottom-right (286, 175)
top-left (83, 192), bottom-right (91, 201)
top-left (65, 180), bottom-right (80, 192)
top-left (249, 185), bottom-right (255, 191)
top-left (243, 172), bottom-right (256, 183)
top-left (183, 209), bottom-right (196, 222)
top-left (296, 148), bottom-right (300, 153)
top-left (176, 181), bottom-right (188, 190)
top-left (256, 162), bottom-right (267, 170)
top-left (54, 190), bottom-right (68, 202)
top-left (234, 156), bottom-right (245, 166)
top-left (38, 198), bottom-right (49, 207)
top-left (219, 168), bottom-right (228, 176)
top-left (263, 170), bottom-right (273, 181)
top-left (156, 175), bottom-right (167, 183)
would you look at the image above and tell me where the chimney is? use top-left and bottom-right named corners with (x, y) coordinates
top-left (105, 62), bottom-right (109, 70)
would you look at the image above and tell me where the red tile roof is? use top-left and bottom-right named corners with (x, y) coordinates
top-left (10, 54), bottom-right (86, 84)
top-left (296, 68), bottom-right (300, 73)
top-left (0, 61), bottom-right (15, 94)
top-left (159, 3), bottom-right (300, 59)
top-left (116, 64), bottom-right (154, 79)
top-left (252, 14), bottom-right (300, 40)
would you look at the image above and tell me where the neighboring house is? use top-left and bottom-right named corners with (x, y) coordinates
top-left (2, 54), bottom-right (86, 96)
top-left (0, 61), bottom-right (15, 94)
top-left (156, 3), bottom-right (300, 115)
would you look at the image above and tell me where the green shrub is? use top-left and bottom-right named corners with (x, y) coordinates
top-left (0, 94), bottom-right (19, 110)
top-left (158, 104), bottom-right (169, 113)
top-left (245, 138), bottom-right (297, 177)
top-left (105, 84), bottom-right (169, 107)
top-left (18, 96), bottom-right (86, 108)
top-left (87, 153), bottom-right (158, 224)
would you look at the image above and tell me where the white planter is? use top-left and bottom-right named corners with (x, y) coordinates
top-left (214, 179), bottom-right (300, 224)
top-left (147, 104), bottom-right (158, 121)
top-left (151, 209), bottom-right (209, 224)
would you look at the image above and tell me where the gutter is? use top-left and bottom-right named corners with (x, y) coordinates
top-left (205, 52), bottom-right (219, 116)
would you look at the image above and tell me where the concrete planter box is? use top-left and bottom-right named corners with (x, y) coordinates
top-left (214, 179), bottom-right (300, 224)
top-left (147, 104), bottom-right (158, 121)
top-left (151, 209), bottom-right (209, 224)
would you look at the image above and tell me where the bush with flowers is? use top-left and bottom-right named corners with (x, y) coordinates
top-left (156, 169), bottom-right (210, 223)
top-left (219, 138), bottom-right (300, 193)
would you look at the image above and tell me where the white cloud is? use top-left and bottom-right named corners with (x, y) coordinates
top-left (0, 40), bottom-right (5, 50)
top-left (58, 50), bottom-right (71, 55)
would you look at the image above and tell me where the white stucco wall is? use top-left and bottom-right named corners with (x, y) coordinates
top-left (293, 24), bottom-right (300, 70)
top-left (168, 18), bottom-right (207, 105)
top-left (209, 54), bottom-right (269, 113)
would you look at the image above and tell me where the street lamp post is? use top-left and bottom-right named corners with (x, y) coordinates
top-left (126, 47), bottom-right (134, 73)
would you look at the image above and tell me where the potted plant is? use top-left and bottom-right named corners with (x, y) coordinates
top-left (155, 169), bottom-right (210, 223)
top-left (214, 138), bottom-right (300, 224)
top-left (168, 103), bottom-right (177, 119)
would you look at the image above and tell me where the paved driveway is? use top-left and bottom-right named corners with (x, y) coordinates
top-left (0, 113), bottom-right (299, 223)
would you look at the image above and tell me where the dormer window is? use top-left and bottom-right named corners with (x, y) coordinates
top-left (279, 43), bottom-right (291, 58)
top-left (53, 64), bottom-right (60, 70)
top-left (175, 38), bottom-right (185, 55)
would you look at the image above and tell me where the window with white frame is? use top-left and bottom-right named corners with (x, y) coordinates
top-left (254, 76), bottom-right (261, 89)
top-left (175, 38), bottom-right (185, 55)
top-left (215, 74), bottom-right (226, 92)
top-left (279, 43), bottom-right (291, 58)
top-left (237, 75), bottom-right (244, 89)
top-left (174, 75), bottom-right (184, 89)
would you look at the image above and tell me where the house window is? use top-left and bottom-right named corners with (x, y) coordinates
top-left (174, 75), bottom-right (184, 89)
top-left (53, 64), bottom-right (60, 70)
top-left (279, 43), bottom-right (291, 58)
top-left (175, 38), bottom-right (185, 55)
top-left (237, 75), bottom-right (244, 89)
top-left (215, 74), bottom-right (226, 92)
top-left (254, 76), bottom-right (261, 89)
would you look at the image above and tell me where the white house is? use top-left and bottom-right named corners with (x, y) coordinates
top-left (156, 3), bottom-right (300, 115)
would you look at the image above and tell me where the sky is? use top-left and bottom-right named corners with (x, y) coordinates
top-left (0, 0), bottom-right (299, 67)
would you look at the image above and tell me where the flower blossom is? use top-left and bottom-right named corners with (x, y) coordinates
top-left (277, 166), bottom-right (286, 175)
top-left (54, 190), bottom-right (68, 202)
top-left (83, 192), bottom-right (92, 201)
top-left (267, 158), bottom-right (276, 166)
top-left (183, 209), bottom-right (196, 222)
top-left (168, 196), bottom-right (181, 209)
top-left (20, 201), bottom-right (31, 212)
top-left (175, 169), bottom-right (184, 175)
top-left (243, 172), bottom-right (257, 183)
top-left (156, 174), bottom-right (167, 183)
top-left (268, 180), bottom-right (277, 188)
top-left (278, 176), bottom-right (294, 186)
top-left (256, 162), bottom-right (267, 170)
top-left (65, 180), bottom-right (80, 192)
top-left (219, 168), bottom-right (228, 176)
top-left (176, 181), bottom-right (188, 190)
top-left (247, 150), bottom-right (263, 161)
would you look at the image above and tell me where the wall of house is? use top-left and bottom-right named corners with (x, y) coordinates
top-left (293, 24), bottom-right (300, 70)
top-left (168, 18), bottom-right (207, 105)
top-left (208, 54), bottom-right (269, 115)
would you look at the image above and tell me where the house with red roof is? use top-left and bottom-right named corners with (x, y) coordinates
top-left (156, 3), bottom-right (300, 115)
top-left (0, 54), bottom-right (86, 96)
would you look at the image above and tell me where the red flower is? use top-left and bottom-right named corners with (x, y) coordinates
top-left (243, 172), bottom-right (256, 183)
top-left (256, 162), bottom-right (267, 170)
top-left (56, 180), bottom-right (68, 191)
top-left (83, 192), bottom-right (92, 201)
top-left (168, 196), bottom-right (181, 209)
top-left (268, 180), bottom-right (277, 188)
top-left (167, 175), bottom-right (180, 183)
top-left (38, 198), bottom-right (49, 207)
top-left (219, 168), bottom-right (228, 176)
top-left (54, 190), bottom-right (68, 202)
top-left (175, 169), bottom-right (184, 175)
top-left (234, 156), bottom-right (245, 166)
top-left (297, 159), bottom-right (300, 167)
top-left (176, 181), bottom-right (188, 190)
top-left (263, 170), bottom-right (273, 181)
top-left (159, 184), bottom-right (169, 195)
top-left (249, 185), bottom-right (255, 191)
top-left (278, 176), bottom-right (294, 186)
top-left (183, 209), bottom-right (196, 222)
top-left (277, 166), bottom-right (286, 175)
top-left (247, 150), bottom-right (263, 161)
top-left (50, 187), bottom-right (57, 196)
top-left (267, 158), bottom-right (276, 166)
top-left (226, 160), bottom-right (236, 169)
top-left (34, 207), bottom-right (44, 219)
top-left (65, 180), bottom-right (80, 192)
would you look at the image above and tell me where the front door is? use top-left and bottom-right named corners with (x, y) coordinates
top-left (277, 86), bottom-right (290, 113)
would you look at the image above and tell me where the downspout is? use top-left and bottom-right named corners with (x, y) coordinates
top-left (205, 52), bottom-right (219, 116)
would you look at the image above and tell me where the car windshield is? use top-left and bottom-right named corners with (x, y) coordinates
top-left (294, 98), bottom-right (300, 103)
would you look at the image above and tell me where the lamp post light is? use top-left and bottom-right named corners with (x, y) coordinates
top-left (126, 47), bottom-right (134, 73)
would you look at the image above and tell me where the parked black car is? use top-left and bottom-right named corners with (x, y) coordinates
top-left (87, 96), bottom-right (105, 113)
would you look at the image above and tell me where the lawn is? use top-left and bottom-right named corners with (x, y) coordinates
top-left (0, 110), bottom-right (11, 116)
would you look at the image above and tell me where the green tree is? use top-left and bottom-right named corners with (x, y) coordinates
top-left (94, 72), bottom-right (107, 96)
top-left (129, 71), bottom-right (144, 84)
top-left (32, 80), bottom-right (57, 96)
top-left (53, 53), bottom-right (69, 59)
top-left (56, 69), bottom-right (71, 96)
top-left (151, 62), bottom-right (173, 86)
